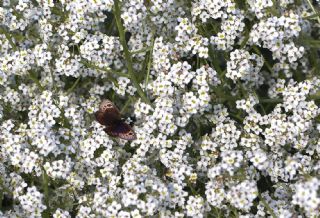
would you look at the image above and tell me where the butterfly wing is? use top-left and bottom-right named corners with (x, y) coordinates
top-left (95, 99), bottom-right (121, 126)
top-left (95, 111), bottom-right (107, 126)
top-left (96, 99), bottom-right (136, 140)
top-left (105, 121), bottom-right (136, 140)
top-left (98, 99), bottom-right (120, 115)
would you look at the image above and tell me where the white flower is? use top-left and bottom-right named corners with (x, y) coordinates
top-left (18, 186), bottom-right (47, 217)
top-left (186, 196), bottom-right (205, 218)
top-left (227, 180), bottom-right (258, 211)
top-left (292, 178), bottom-right (320, 215)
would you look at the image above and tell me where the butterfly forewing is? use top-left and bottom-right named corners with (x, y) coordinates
top-left (95, 99), bottom-right (121, 126)
top-left (95, 111), bottom-right (107, 125)
top-left (99, 99), bottom-right (120, 114)
top-left (95, 99), bottom-right (136, 141)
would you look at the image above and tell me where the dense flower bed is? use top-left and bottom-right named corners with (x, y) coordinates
top-left (1, 0), bottom-right (320, 217)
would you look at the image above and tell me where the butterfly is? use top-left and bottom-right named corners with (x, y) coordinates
top-left (95, 99), bottom-right (136, 140)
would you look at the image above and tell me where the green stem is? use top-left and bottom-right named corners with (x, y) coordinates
top-left (106, 14), bottom-right (115, 34)
top-left (113, 0), bottom-right (152, 106)
top-left (260, 94), bottom-right (320, 103)
top-left (131, 46), bottom-right (152, 55)
top-left (120, 98), bottom-right (131, 114)
top-left (231, 206), bottom-right (239, 217)
top-left (208, 45), bottom-right (223, 76)
top-left (258, 192), bottom-right (277, 218)
top-left (0, 27), bottom-right (18, 51)
top-left (66, 77), bottom-right (81, 95)
top-left (29, 71), bottom-right (45, 91)
top-left (240, 25), bottom-right (251, 49)
top-left (303, 12), bottom-right (320, 20)
top-left (268, 0), bottom-right (280, 16)
top-left (187, 181), bottom-right (197, 195)
top-left (310, 94), bottom-right (320, 100)
top-left (42, 169), bottom-right (50, 218)
top-left (0, 190), bottom-right (2, 210)
top-left (108, 76), bottom-right (119, 87)
top-left (302, 39), bottom-right (320, 48)
top-left (0, 177), bottom-right (5, 211)
top-left (212, 207), bottom-right (222, 218)
top-left (259, 98), bottom-right (283, 103)
top-left (306, 0), bottom-right (320, 24)
top-left (144, 33), bottom-right (155, 94)
top-left (252, 45), bottom-right (274, 74)
top-left (240, 33), bottom-right (250, 48)
top-left (196, 55), bottom-right (200, 69)
top-left (80, 60), bottom-right (129, 78)
top-left (229, 113), bottom-right (244, 122)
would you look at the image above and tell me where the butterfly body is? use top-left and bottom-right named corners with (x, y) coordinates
top-left (95, 99), bottom-right (136, 140)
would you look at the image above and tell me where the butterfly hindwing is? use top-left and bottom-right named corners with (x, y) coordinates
top-left (105, 121), bottom-right (136, 140)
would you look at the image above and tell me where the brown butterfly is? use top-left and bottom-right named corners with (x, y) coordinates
top-left (95, 99), bottom-right (136, 140)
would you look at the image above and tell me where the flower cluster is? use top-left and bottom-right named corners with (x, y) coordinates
top-left (0, 0), bottom-right (320, 217)
top-left (249, 13), bottom-right (305, 76)
top-left (226, 49), bottom-right (264, 86)
top-left (192, 0), bottom-right (246, 50)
